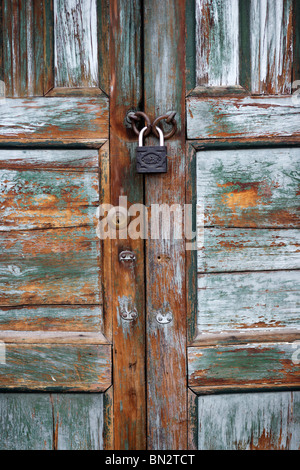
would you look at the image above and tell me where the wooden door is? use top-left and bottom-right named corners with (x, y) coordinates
top-left (186, 0), bottom-right (300, 450)
top-left (0, 0), bottom-right (113, 450)
top-left (0, 0), bottom-right (299, 451)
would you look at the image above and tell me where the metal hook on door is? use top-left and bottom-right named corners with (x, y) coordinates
top-left (127, 111), bottom-right (177, 140)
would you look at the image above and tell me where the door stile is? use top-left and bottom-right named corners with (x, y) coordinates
top-left (109, 0), bottom-right (146, 450)
top-left (144, 0), bottom-right (188, 450)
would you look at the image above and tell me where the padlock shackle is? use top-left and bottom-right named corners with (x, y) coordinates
top-left (139, 126), bottom-right (164, 147)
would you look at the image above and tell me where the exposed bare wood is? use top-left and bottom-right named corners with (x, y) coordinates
top-left (0, 149), bottom-right (99, 171)
top-left (197, 391), bottom-right (300, 450)
top-left (196, 147), bottom-right (300, 228)
top-left (188, 342), bottom-right (300, 394)
top-left (0, 306), bottom-right (103, 333)
top-left (0, 343), bottom-right (111, 391)
top-left (198, 228), bottom-right (300, 272)
top-left (144, 0), bottom-right (187, 450)
top-left (0, 97), bottom-right (108, 144)
top-left (0, 331), bottom-right (108, 344)
top-left (0, 172), bottom-right (99, 231)
top-left (45, 87), bottom-right (104, 96)
top-left (110, 0), bottom-right (146, 450)
top-left (99, 142), bottom-right (113, 342)
top-left (196, 0), bottom-right (239, 87)
top-left (192, 328), bottom-right (300, 347)
top-left (187, 96), bottom-right (300, 140)
top-left (54, 0), bottom-right (99, 88)
top-left (250, 0), bottom-right (294, 95)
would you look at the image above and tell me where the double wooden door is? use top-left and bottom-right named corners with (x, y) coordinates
top-left (0, 0), bottom-right (299, 450)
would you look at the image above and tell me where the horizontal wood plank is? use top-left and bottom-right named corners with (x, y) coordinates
top-left (0, 344), bottom-right (111, 391)
top-left (0, 97), bottom-right (108, 143)
top-left (0, 170), bottom-right (99, 231)
top-left (196, 147), bottom-right (300, 228)
top-left (188, 342), bottom-right (300, 394)
top-left (198, 228), bottom-right (300, 272)
top-left (197, 391), bottom-right (300, 450)
top-left (187, 96), bottom-right (300, 140)
top-left (0, 227), bottom-right (102, 306)
top-left (0, 331), bottom-right (108, 344)
top-left (0, 306), bottom-right (102, 332)
top-left (0, 149), bottom-right (99, 171)
top-left (197, 270), bottom-right (300, 332)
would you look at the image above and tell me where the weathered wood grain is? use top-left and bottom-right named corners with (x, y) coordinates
top-left (99, 142), bottom-right (113, 342)
top-left (2, 0), bottom-right (46, 96)
top-left (1, 0), bottom-right (110, 96)
top-left (198, 228), bottom-right (300, 272)
top-left (144, 0), bottom-right (187, 450)
top-left (0, 331), bottom-right (107, 344)
top-left (196, 0), bottom-right (239, 87)
top-left (188, 342), bottom-right (300, 394)
top-left (110, 0), bottom-right (146, 450)
top-left (0, 344), bottom-right (111, 391)
top-left (197, 391), bottom-right (300, 450)
top-left (0, 393), bottom-right (54, 449)
top-left (54, 0), bottom-right (99, 88)
top-left (0, 97), bottom-right (108, 143)
top-left (0, 306), bottom-right (103, 332)
top-left (188, 389), bottom-right (198, 450)
top-left (0, 392), bottom-right (108, 449)
top-left (250, 0), bottom-right (293, 95)
top-left (197, 270), bottom-right (300, 333)
top-left (0, 226), bottom-right (102, 306)
top-left (51, 393), bottom-right (104, 449)
top-left (196, 147), bottom-right (300, 228)
top-left (0, 149), bottom-right (99, 171)
top-left (187, 96), bottom-right (300, 140)
top-left (0, 170), bottom-right (99, 231)
top-left (103, 386), bottom-right (114, 450)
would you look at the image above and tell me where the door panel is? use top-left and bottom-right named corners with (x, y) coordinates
top-left (189, 343), bottom-right (299, 394)
top-left (187, 96), bottom-right (300, 141)
top-left (1, 0), bottom-right (109, 96)
top-left (54, 0), bottom-right (99, 88)
top-left (0, 0), bottom-right (112, 450)
top-left (0, 97), bottom-right (108, 145)
top-left (196, 391), bottom-right (300, 450)
top-left (0, 0), bottom-right (299, 451)
top-left (0, 391), bottom-right (113, 449)
top-left (187, 0), bottom-right (300, 450)
top-left (194, 0), bottom-right (294, 94)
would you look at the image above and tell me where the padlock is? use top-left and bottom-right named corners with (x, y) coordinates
top-left (136, 126), bottom-right (167, 174)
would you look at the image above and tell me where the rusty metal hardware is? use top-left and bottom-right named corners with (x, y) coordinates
top-left (127, 111), bottom-right (152, 137)
top-left (136, 126), bottom-right (167, 174)
top-left (128, 111), bottom-right (177, 140)
top-left (119, 250), bottom-right (137, 264)
top-left (152, 111), bottom-right (177, 140)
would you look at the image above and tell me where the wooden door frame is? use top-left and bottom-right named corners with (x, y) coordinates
top-left (108, 0), bottom-right (188, 450)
